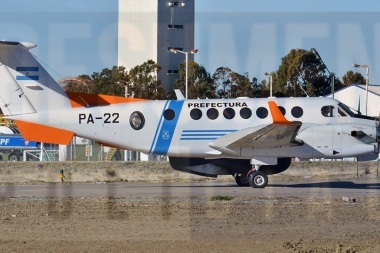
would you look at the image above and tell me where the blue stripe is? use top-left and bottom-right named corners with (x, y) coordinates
top-left (152, 100), bottom-right (184, 155)
top-left (182, 129), bottom-right (236, 133)
top-left (181, 138), bottom-right (217, 140)
top-left (16, 76), bottom-right (39, 80)
top-left (149, 101), bottom-right (169, 154)
top-left (182, 134), bottom-right (225, 137)
top-left (16, 67), bottom-right (39, 71)
top-left (180, 129), bottom-right (237, 141)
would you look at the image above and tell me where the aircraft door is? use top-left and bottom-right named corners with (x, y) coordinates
top-left (332, 124), bottom-right (343, 158)
top-left (310, 125), bottom-right (341, 158)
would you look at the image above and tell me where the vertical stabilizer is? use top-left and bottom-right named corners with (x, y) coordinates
top-left (0, 63), bottom-right (36, 115)
top-left (0, 41), bottom-right (71, 116)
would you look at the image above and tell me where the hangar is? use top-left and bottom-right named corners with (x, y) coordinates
top-left (328, 84), bottom-right (380, 117)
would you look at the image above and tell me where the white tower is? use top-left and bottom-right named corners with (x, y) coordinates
top-left (118, 0), bottom-right (195, 93)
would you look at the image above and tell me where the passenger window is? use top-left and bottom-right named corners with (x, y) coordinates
top-left (223, 108), bottom-right (235, 119)
top-left (321, 106), bottom-right (334, 117)
top-left (256, 107), bottom-right (268, 119)
top-left (291, 106), bottom-right (303, 118)
top-left (240, 107), bottom-right (252, 119)
top-left (163, 109), bottom-right (175, 120)
top-left (207, 108), bottom-right (219, 120)
top-left (190, 108), bottom-right (202, 120)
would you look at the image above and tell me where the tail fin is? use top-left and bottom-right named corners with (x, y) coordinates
top-left (0, 41), bottom-right (71, 116)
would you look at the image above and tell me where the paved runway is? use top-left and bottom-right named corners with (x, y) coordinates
top-left (0, 179), bottom-right (379, 198)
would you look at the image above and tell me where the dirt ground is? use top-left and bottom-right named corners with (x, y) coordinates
top-left (0, 161), bottom-right (380, 253)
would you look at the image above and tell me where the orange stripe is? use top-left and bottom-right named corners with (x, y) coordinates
top-left (268, 101), bottom-right (291, 124)
top-left (66, 92), bottom-right (147, 108)
top-left (14, 120), bottom-right (75, 145)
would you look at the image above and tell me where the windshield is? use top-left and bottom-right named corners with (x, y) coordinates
top-left (338, 102), bottom-right (357, 117)
top-left (338, 102), bottom-right (376, 120)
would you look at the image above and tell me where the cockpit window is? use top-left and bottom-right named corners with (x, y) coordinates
top-left (321, 106), bottom-right (334, 117)
top-left (338, 103), bottom-right (357, 117)
top-left (338, 107), bottom-right (347, 117)
top-left (338, 102), bottom-right (375, 120)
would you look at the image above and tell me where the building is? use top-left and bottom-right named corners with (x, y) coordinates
top-left (328, 84), bottom-right (380, 117)
top-left (118, 0), bottom-right (195, 93)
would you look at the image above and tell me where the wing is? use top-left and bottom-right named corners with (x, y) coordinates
top-left (209, 101), bottom-right (303, 155)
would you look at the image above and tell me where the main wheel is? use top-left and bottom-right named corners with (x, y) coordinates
top-left (234, 174), bottom-right (250, 187)
top-left (248, 171), bottom-right (268, 188)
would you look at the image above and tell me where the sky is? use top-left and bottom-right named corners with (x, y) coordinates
top-left (1, 0), bottom-right (380, 85)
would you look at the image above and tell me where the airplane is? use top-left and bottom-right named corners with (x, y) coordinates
top-left (0, 41), bottom-right (379, 188)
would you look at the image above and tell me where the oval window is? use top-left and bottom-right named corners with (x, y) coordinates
top-left (190, 108), bottom-right (202, 120)
top-left (291, 106), bottom-right (303, 118)
top-left (240, 107), bottom-right (252, 119)
top-left (223, 108), bottom-right (235, 119)
top-left (163, 109), bottom-right (175, 120)
top-left (207, 108), bottom-right (219, 120)
top-left (130, 111), bottom-right (145, 130)
top-left (256, 107), bottom-right (268, 119)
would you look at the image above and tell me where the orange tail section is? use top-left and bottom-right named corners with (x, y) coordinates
top-left (14, 120), bottom-right (75, 145)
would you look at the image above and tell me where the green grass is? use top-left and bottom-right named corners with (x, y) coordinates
top-left (210, 195), bottom-right (234, 201)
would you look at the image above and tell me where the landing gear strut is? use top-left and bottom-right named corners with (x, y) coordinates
top-left (247, 165), bottom-right (268, 188)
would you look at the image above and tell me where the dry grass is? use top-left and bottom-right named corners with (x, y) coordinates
top-left (0, 160), bottom-right (378, 184)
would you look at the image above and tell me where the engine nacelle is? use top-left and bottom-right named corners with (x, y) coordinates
top-left (169, 157), bottom-right (292, 177)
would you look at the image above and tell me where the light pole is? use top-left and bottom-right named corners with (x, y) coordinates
top-left (264, 72), bottom-right (273, 97)
top-left (353, 64), bottom-right (369, 115)
top-left (169, 48), bottom-right (198, 99)
top-left (310, 48), bottom-right (335, 98)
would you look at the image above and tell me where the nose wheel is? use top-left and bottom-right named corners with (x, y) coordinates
top-left (247, 170), bottom-right (268, 188)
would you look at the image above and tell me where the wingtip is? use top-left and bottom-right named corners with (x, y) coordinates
top-left (268, 101), bottom-right (291, 124)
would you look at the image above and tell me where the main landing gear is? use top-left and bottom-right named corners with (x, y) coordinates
top-left (234, 174), bottom-right (250, 187)
top-left (247, 165), bottom-right (268, 188)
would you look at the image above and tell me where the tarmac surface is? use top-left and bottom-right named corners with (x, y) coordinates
top-left (1, 162), bottom-right (380, 252)
top-left (1, 179), bottom-right (379, 199)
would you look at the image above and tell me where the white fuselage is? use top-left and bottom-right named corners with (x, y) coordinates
top-left (13, 97), bottom-right (378, 160)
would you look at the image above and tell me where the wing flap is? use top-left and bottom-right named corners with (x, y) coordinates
top-left (209, 100), bottom-right (303, 155)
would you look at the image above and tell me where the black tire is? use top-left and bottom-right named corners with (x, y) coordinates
top-left (248, 171), bottom-right (268, 188)
top-left (9, 154), bottom-right (20, 161)
top-left (234, 174), bottom-right (250, 187)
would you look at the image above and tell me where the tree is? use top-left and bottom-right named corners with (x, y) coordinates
top-left (276, 49), bottom-right (335, 97)
top-left (342, 70), bottom-right (366, 86)
top-left (212, 67), bottom-right (232, 98)
top-left (91, 66), bottom-right (127, 96)
top-left (174, 61), bottom-right (216, 99)
top-left (128, 60), bottom-right (166, 99)
top-left (61, 75), bottom-right (93, 93)
top-left (251, 77), bottom-right (264, 97)
top-left (229, 72), bottom-right (253, 98)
